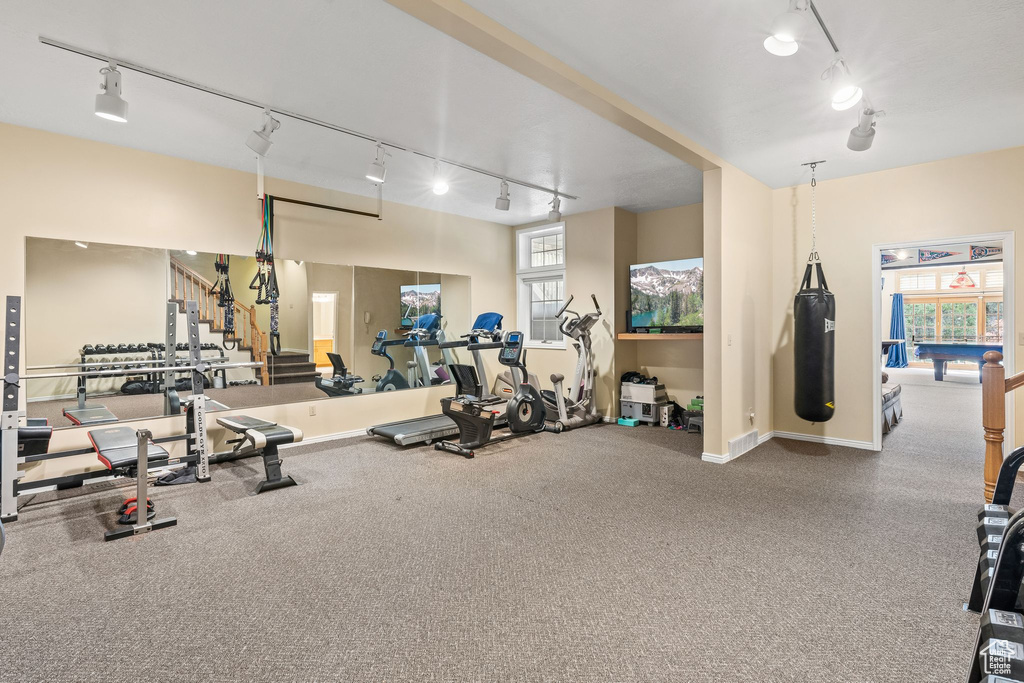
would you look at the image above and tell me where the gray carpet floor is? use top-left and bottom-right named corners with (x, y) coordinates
top-left (0, 373), bottom-right (993, 681)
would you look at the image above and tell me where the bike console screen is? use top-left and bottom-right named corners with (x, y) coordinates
top-left (500, 332), bottom-right (523, 364)
top-left (371, 330), bottom-right (387, 354)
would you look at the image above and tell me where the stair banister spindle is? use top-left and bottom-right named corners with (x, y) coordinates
top-left (982, 350), bottom-right (1007, 502)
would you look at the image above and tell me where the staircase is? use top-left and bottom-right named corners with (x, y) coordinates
top-left (266, 352), bottom-right (320, 385)
top-left (170, 257), bottom-right (270, 385)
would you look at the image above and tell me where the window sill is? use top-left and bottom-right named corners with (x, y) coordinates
top-left (525, 341), bottom-right (566, 351)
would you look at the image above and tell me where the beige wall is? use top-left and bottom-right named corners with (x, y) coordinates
top-left (702, 167), bottom-right (775, 457)
top-left (632, 203), bottom-right (704, 405)
top-left (1, 123), bottom-right (514, 482)
top-left (24, 239), bottom-right (169, 400)
top-left (772, 145), bottom-right (1024, 447)
top-left (515, 208), bottom-right (624, 416)
top-left (306, 263), bottom-right (355, 367)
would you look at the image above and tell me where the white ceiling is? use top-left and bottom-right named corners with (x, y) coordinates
top-left (0, 0), bottom-right (703, 226)
top-left (467, 0), bottom-right (1024, 187)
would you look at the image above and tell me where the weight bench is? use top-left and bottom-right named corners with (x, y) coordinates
top-left (63, 387), bottom-right (117, 426)
top-left (215, 415), bottom-right (301, 494)
top-left (87, 426), bottom-right (177, 540)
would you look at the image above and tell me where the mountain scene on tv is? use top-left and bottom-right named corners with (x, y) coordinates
top-left (630, 259), bottom-right (704, 327)
top-left (400, 284), bottom-right (441, 322)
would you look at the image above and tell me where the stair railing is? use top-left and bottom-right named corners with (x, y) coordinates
top-left (981, 351), bottom-right (1023, 501)
top-left (169, 257), bottom-right (269, 385)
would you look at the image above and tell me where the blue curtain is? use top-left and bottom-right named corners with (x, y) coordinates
top-left (886, 293), bottom-right (909, 368)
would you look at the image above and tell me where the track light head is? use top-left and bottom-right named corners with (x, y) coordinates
top-left (94, 61), bottom-right (128, 122)
top-left (495, 180), bottom-right (511, 211)
top-left (764, 1), bottom-right (809, 56)
top-left (366, 143), bottom-right (388, 183)
top-left (848, 107), bottom-right (878, 151)
top-left (548, 195), bottom-right (562, 222)
top-left (431, 160), bottom-right (449, 195)
top-left (825, 58), bottom-right (863, 111)
top-left (246, 110), bottom-right (281, 156)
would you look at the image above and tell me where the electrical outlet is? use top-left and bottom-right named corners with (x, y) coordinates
top-left (309, 405), bottom-right (316, 417)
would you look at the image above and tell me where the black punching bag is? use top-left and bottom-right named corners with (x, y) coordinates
top-left (794, 261), bottom-right (835, 422)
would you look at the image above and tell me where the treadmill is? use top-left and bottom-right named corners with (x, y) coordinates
top-left (366, 312), bottom-right (504, 446)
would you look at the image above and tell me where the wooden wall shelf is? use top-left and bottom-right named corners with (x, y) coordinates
top-left (617, 333), bottom-right (703, 340)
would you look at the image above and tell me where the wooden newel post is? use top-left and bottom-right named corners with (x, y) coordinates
top-left (982, 350), bottom-right (1006, 502)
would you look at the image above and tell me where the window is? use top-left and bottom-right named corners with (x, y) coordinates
top-left (985, 301), bottom-right (1004, 343)
top-left (939, 301), bottom-right (978, 341)
top-left (899, 273), bottom-right (936, 291)
top-left (516, 223), bottom-right (566, 348)
top-left (530, 232), bottom-right (564, 267)
top-left (904, 302), bottom-right (936, 343)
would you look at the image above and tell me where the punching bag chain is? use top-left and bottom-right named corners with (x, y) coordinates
top-left (809, 162), bottom-right (818, 263)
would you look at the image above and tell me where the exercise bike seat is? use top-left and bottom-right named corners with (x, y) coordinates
top-left (88, 426), bottom-right (170, 471)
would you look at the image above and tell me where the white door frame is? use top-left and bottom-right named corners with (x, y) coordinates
top-left (871, 231), bottom-right (1015, 452)
top-left (311, 290), bottom-right (340, 358)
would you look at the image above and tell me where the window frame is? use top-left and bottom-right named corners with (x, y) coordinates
top-left (515, 223), bottom-right (567, 350)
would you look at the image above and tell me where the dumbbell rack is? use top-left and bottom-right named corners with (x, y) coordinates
top-left (75, 344), bottom-right (228, 397)
top-left (966, 444), bottom-right (1024, 681)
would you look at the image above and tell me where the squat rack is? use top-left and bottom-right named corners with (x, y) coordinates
top-left (1, 297), bottom-right (263, 522)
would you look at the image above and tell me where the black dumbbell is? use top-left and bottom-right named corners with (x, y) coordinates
top-left (82, 344), bottom-right (94, 355)
top-left (978, 637), bottom-right (1024, 679)
top-left (982, 610), bottom-right (1024, 644)
top-left (94, 344), bottom-right (107, 354)
top-left (981, 505), bottom-right (1013, 522)
top-left (980, 516), bottom-right (1011, 544)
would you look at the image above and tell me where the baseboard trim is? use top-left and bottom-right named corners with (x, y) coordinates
top-left (280, 428), bottom-right (366, 449)
top-left (772, 430), bottom-right (875, 451)
top-left (758, 430), bottom-right (775, 445)
top-left (28, 393), bottom-right (77, 403)
top-left (701, 451), bottom-right (734, 464)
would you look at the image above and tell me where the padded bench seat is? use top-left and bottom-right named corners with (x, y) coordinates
top-left (882, 382), bottom-right (903, 434)
top-left (64, 405), bottom-right (118, 426)
top-left (216, 415), bottom-right (303, 449)
top-left (88, 426), bottom-right (170, 471)
top-left (18, 425), bottom-right (53, 456)
top-left (215, 415), bottom-right (301, 494)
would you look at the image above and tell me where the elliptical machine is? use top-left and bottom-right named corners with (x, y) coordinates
top-left (542, 294), bottom-right (603, 432)
top-left (435, 331), bottom-right (553, 458)
top-left (370, 330), bottom-right (411, 392)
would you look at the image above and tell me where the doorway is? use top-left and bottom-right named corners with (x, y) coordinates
top-left (871, 232), bottom-right (1014, 452)
top-left (312, 291), bottom-right (337, 373)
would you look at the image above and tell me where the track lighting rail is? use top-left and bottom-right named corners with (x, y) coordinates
top-left (40, 36), bottom-right (579, 201)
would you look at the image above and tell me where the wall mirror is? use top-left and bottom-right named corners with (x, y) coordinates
top-left (24, 238), bottom-right (474, 428)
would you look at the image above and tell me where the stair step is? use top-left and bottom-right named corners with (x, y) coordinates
top-left (271, 371), bottom-right (320, 385)
top-left (268, 353), bottom-right (312, 365)
top-left (270, 362), bottom-right (317, 375)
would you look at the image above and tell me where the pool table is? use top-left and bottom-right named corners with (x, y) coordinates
top-left (914, 342), bottom-right (1002, 383)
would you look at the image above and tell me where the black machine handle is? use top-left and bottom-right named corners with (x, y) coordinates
top-left (556, 295), bottom-right (574, 318)
top-left (468, 341), bottom-right (504, 351)
top-left (439, 340), bottom-right (468, 349)
top-left (405, 339), bottom-right (439, 348)
top-left (591, 294), bottom-right (601, 315)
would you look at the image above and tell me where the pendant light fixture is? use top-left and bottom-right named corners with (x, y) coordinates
top-left (949, 269), bottom-right (977, 289)
top-left (245, 110), bottom-right (281, 156)
top-left (94, 61), bottom-right (128, 122)
top-left (548, 195), bottom-right (562, 222)
top-left (763, 0), bottom-right (810, 57)
top-left (366, 143), bottom-right (388, 184)
top-left (431, 160), bottom-right (449, 195)
top-left (495, 180), bottom-right (511, 211)
top-left (823, 57), bottom-right (863, 111)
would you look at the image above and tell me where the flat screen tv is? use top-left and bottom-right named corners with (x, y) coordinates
top-left (400, 283), bottom-right (441, 328)
top-left (629, 258), bottom-right (703, 332)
